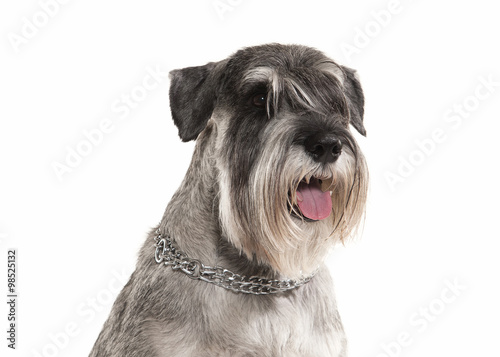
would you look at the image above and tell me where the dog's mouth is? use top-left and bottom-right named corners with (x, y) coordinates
top-left (290, 177), bottom-right (333, 221)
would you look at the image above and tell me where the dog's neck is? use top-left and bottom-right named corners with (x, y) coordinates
top-left (157, 123), bottom-right (271, 278)
top-left (158, 123), bottom-right (219, 259)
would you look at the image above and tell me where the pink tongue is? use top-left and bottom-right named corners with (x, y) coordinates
top-left (295, 179), bottom-right (332, 220)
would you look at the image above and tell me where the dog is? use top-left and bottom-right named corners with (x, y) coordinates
top-left (89, 43), bottom-right (368, 357)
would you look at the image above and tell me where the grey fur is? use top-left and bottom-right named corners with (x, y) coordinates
top-left (89, 44), bottom-right (368, 357)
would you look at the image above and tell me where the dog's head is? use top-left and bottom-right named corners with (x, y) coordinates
top-left (169, 44), bottom-right (368, 277)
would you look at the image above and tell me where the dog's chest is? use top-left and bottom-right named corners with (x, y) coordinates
top-left (146, 288), bottom-right (345, 357)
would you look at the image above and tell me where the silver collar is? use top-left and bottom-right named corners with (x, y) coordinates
top-left (153, 229), bottom-right (315, 295)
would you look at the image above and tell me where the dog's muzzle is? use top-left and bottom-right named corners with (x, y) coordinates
top-left (287, 132), bottom-right (340, 222)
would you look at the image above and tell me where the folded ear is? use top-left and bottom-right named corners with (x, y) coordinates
top-left (341, 66), bottom-right (366, 136)
top-left (169, 62), bottom-right (220, 142)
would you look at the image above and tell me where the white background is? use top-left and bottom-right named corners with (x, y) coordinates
top-left (1, 0), bottom-right (499, 356)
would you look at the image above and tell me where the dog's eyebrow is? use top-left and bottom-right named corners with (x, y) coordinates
top-left (241, 62), bottom-right (343, 91)
top-left (241, 63), bottom-right (347, 118)
top-left (242, 66), bottom-right (275, 84)
top-left (313, 60), bottom-right (345, 85)
top-left (241, 66), bottom-right (281, 95)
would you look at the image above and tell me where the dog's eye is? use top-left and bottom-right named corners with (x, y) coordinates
top-left (252, 93), bottom-right (267, 108)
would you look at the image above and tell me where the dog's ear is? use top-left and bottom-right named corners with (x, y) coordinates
top-left (169, 62), bottom-right (220, 142)
top-left (341, 66), bottom-right (366, 136)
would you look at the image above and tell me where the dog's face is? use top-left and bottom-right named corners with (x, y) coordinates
top-left (169, 44), bottom-right (368, 277)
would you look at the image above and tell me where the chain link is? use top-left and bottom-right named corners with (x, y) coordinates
top-left (153, 230), bottom-right (315, 295)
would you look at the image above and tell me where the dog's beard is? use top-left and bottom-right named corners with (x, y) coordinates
top-left (218, 123), bottom-right (368, 279)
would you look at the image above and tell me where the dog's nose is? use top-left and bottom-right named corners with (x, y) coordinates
top-left (304, 133), bottom-right (343, 164)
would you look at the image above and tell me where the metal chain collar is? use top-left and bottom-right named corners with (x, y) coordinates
top-left (153, 229), bottom-right (315, 295)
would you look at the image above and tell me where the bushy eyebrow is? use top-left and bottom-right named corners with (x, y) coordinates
top-left (241, 64), bottom-right (348, 118)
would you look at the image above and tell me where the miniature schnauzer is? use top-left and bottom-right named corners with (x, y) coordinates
top-left (90, 43), bottom-right (368, 357)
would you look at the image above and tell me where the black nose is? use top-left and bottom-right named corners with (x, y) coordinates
top-left (304, 133), bottom-right (343, 164)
